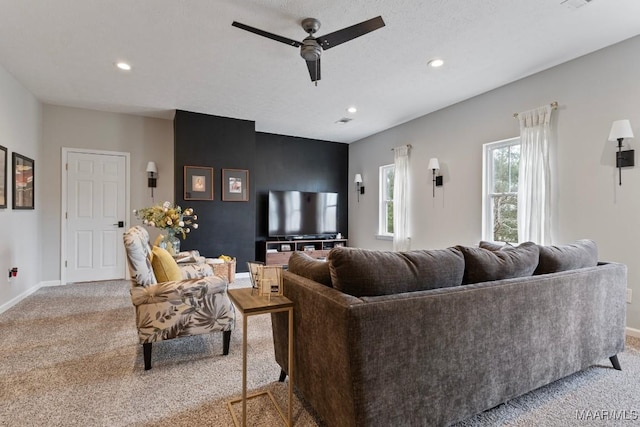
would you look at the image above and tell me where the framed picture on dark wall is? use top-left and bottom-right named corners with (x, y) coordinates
top-left (0, 145), bottom-right (7, 209)
top-left (13, 152), bottom-right (34, 210)
top-left (222, 169), bottom-right (249, 201)
top-left (184, 166), bottom-right (214, 200)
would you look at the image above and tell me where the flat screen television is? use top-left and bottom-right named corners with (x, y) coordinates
top-left (268, 190), bottom-right (338, 238)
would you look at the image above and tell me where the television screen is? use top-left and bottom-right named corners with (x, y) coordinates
top-left (268, 190), bottom-right (338, 237)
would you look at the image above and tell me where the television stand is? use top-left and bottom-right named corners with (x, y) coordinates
top-left (262, 238), bottom-right (347, 266)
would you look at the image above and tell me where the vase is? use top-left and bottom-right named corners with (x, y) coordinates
top-left (160, 230), bottom-right (181, 256)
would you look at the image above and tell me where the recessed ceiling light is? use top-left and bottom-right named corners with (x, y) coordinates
top-left (116, 62), bottom-right (131, 71)
top-left (347, 106), bottom-right (357, 114)
top-left (427, 58), bottom-right (444, 68)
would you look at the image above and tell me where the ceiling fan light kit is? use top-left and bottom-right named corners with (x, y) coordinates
top-left (232, 15), bottom-right (385, 84)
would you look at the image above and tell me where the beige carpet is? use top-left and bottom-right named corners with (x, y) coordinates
top-left (0, 279), bottom-right (638, 426)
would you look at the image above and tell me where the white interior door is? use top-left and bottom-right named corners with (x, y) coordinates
top-left (65, 151), bottom-right (127, 283)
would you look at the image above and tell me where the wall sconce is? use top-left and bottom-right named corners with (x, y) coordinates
top-left (146, 161), bottom-right (158, 197)
top-left (427, 158), bottom-right (443, 197)
top-left (354, 173), bottom-right (364, 202)
top-left (608, 120), bottom-right (634, 186)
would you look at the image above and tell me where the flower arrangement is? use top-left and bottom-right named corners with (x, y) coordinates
top-left (133, 201), bottom-right (198, 239)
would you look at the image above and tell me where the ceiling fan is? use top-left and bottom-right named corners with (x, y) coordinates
top-left (232, 16), bottom-right (385, 84)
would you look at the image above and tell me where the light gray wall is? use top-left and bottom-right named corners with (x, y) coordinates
top-left (349, 35), bottom-right (640, 330)
top-left (41, 105), bottom-right (174, 281)
top-left (0, 74), bottom-right (175, 309)
top-left (0, 64), bottom-right (42, 308)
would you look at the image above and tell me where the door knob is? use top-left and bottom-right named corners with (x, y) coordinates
top-left (113, 221), bottom-right (124, 228)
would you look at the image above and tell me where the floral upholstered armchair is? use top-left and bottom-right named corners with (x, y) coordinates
top-left (123, 226), bottom-right (235, 370)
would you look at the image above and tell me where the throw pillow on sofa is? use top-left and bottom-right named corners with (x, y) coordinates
top-left (457, 242), bottom-right (539, 284)
top-left (534, 239), bottom-right (598, 275)
top-left (288, 251), bottom-right (333, 287)
top-left (327, 246), bottom-right (465, 297)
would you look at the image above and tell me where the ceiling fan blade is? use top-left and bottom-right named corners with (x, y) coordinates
top-left (232, 21), bottom-right (301, 47)
top-left (306, 58), bottom-right (321, 82)
top-left (316, 16), bottom-right (385, 50)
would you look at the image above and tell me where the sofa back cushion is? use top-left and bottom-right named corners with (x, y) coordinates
top-left (534, 239), bottom-right (598, 275)
top-left (478, 241), bottom-right (513, 251)
top-left (327, 246), bottom-right (464, 297)
top-left (457, 242), bottom-right (539, 284)
top-left (288, 251), bottom-right (333, 287)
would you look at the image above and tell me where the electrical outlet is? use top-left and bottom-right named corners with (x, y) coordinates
top-left (628, 288), bottom-right (633, 304)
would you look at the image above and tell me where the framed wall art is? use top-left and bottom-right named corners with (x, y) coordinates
top-left (0, 145), bottom-right (6, 209)
top-left (13, 152), bottom-right (34, 210)
top-left (222, 169), bottom-right (249, 202)
top-left (184, 166), bottom-right (214, 200)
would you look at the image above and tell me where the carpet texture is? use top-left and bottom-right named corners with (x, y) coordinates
top-left (0, 279), bottom-right (638, 426)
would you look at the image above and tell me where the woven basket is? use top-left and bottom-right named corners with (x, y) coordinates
top-left (209, 258), bottom-right (236, 283)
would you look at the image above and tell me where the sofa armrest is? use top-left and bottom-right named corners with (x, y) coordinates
top-left (272, 271), bottom-right (363, 426)
top-left (130, 274), bottom-right (227, 307)
top-left (179, 262), bottom-right (213, 279)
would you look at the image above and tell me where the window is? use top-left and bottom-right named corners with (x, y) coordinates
top-left (482, 137), bottom-right (520, 243)
top-left (379, 164), bottom-right (395, 236)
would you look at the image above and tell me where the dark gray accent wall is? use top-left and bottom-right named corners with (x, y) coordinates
top-left (174, 111), bottom-right (348, 271)
top-left (255, 132), bottom-right (349, 243)
top-left (174, 110), bottom-right (256, 270)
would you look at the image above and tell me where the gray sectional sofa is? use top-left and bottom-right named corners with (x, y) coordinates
top-left (271, 240), bottom-right (627, 426)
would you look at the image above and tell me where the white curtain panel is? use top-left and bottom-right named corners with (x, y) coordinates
top-left (393, 145), bottom-right (411, 251)
top-left (517, 105), bottom-right (552, 245)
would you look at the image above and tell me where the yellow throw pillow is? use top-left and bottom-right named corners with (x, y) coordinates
top-left (149, 234), bottom-right (165, 264)
top-left (151, 246), bottom-right (182, 282)
top-left (153, 234), bottom-right (165, 247)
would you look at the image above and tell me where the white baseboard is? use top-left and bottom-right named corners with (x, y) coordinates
top-left (626, 327), bottom-right (640, 338)
top-left (235, 272), bottom-right (249, 279)
top-left (41, 280), bottom-right (63, 287)
top-left (0, 280), bottom-right (65, 314)
top-left (0, 283), bottom-right (42, 315)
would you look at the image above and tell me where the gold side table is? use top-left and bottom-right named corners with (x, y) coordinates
top-left (227, 288), bottom-right (294, 427)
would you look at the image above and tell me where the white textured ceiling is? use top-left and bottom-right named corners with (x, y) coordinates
top-left (1, 0), bottom-right (639, 143)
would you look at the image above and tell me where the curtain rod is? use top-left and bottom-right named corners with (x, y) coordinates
top-left (391, 144), bottom-right (413, 151)
top-left (513, 101), bottom-right (558, 119)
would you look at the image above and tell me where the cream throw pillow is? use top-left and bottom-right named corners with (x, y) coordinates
top-left (151, 246), bottom-right (182, 282)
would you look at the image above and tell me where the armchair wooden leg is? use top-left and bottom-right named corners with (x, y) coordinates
top-left (143, 342), bottom-right (152, 370)
top-left (610, 355), bottom-right (622, 370)
top-left (223, 330), bottom-right (231, 355)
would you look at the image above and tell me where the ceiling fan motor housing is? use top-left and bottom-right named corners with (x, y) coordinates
top-left (300, 37), bottom-right (321, 61)
top-left (301, 18), bottom-right (321, 34)
top-left (232, 15), bottom-right (385, 82)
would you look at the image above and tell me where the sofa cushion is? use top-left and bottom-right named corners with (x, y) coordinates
top-left (478, 241), bottom-right (514, 251)
top-left (457, 242), bottom-right (539, 284)
top-left (534, 239), bottom-right (598, 275)
top-left (327, 246), bottom-right (464, 297)
top-left (151, 246), bottom-right (182, 282)
top-left (288, 251), bottom-right (333, 287)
